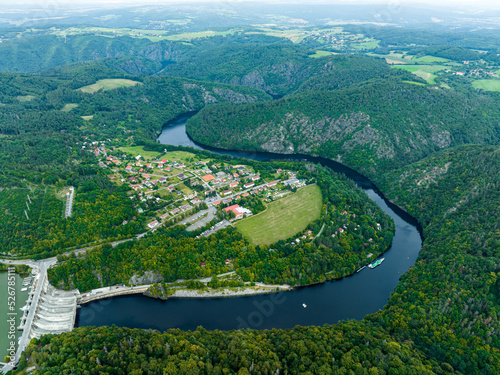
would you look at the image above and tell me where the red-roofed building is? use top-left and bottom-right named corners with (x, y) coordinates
top-left (147, 220), bottom-right (159, 229)
top-left (230, 182), bottom-right (238, 188)
top-left (202, 174), bottom-right (215, 182)
top-left (244, 182), bottom-right (255, 189)
top-left (267, 181), bottom-right (278, 187)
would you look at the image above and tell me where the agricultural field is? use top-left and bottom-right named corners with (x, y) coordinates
top-left (394, 65), bottom-right (447, 84)
top-left (60, 103), bottom-right (78, 112)
top-left (309, 50), bottom-right (333, 58)
top-left (50, 27), bottom-right (172, 42)
top-left (78, 79), bottom-right (142, 94)
top-left (351, 38), bottom-right (380, 50)
top-left (235, 184), bottom-right (322, 246)
top-left (366, 52), bottom-right (413, 64)
top-left (412, 55), bottom-right (450, 63)
top-left (251, 28), bottom-right (309, 44)
top-left (165, 29), bottom-right (241, 42)
top-left (472, 79), bottom-right (500, 92)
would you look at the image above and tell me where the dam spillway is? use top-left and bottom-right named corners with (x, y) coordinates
top-left (30, 279), bottom-right (79, 339)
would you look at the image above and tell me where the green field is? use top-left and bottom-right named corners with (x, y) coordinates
top-left (351, 39), bottom-right (379, 50)
top-left (161, 151), bottom-right (198, 162)
top-left (60, 103), bottom-right (78, 112)
top-left (251, 28), bottom-right (309, 44)
top-left (472, 79), bottom-right (500, 92)
top-left (235, 184), bottom-right (322, 246)
top-left (81, 115), bottom-right (94, 121)
top-left (413, 55), bottom-right (449, 63)
top-left (366, 52), bottom-right (413, 65)
top-left (309, 50), bottom-right (333, 58)
top-left (119, 146), bottom-right (162, 160)
top-left (403, 80), bottom-right (426, 86)
top-left (165, 29), bottom-right (241, 42)
top-left (394, 65), bottom-right (446, 84)
top-left (78, 79), bottom-right (143, 93)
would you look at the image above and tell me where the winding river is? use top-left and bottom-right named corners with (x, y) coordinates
top-left (76, 113), bottom-right (422, 331)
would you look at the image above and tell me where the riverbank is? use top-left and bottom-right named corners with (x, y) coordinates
top-left (168, 284), bottom-right (291, 299)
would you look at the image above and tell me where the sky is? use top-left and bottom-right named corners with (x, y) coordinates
top-left (6, 0), bottom-right (499, 8)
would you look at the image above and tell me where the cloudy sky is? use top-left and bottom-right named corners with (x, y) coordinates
top-left (7, 0), bottom-right (499, 8)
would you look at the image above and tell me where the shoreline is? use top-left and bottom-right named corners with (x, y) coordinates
top-left (167, 284), bottom-right (292, 299)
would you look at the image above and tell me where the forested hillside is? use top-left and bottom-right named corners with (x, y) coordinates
top-left (187, 81), bottom-right (500, 176)
top-left (161, 47), bottom-right (416, 96)
top-left (0, 63), bottom-right (271, 258)
top-left (15, 145), bottom-right (500, 374)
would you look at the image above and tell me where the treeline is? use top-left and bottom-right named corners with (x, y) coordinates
top-left (16, 323), bottom-right (441, 374)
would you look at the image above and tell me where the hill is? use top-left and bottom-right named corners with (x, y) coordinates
top-left (187, 81), bottom-right (500, 176)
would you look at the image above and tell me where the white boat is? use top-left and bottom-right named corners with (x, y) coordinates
top-left (302, 303), bottom-right (307, 308)
top-left (21, 287), bottom-right (27, 292)
top-left (368, 257), bottom-right (385, 269)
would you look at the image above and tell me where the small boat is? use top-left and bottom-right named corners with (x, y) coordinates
top-left (21, 287), bottom-right (27, 292)
top-left (368, 257), bottom-right (385, 269)
top-left (302, 303), bottom-right (307, 308)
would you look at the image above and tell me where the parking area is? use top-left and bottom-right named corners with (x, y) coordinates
top-left (184, 207), bottom-right (217, 231)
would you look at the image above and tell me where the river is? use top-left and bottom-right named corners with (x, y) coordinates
top-left (76, 113), bottom-right (422, 331)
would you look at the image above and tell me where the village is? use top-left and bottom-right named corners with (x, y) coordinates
top-left (85, 142), bottom-right (307, 236)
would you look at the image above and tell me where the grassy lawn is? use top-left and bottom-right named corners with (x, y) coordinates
top-left (78, 79), bottom-right (143, 93)
top-left (472, 79), bottom-right (500, 92)
top-left (393, 65), bottom-right (446, 84)
top-left (81, 115), bottom-right (94, 121)
top-left (119, 146), bottom-right (162, 160)
top-left (60, 103), bottom-right (78, 112)
top-left (160, 151), bottom-right (199, 163)
top-left (235, 184), bottom-right (322, 246)
top-left (309, 50), bottom-right (333, 58)
top-left (177, 183), bottom-right (192, 195)
top-left (412, 55), bottom-right (449, 63)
